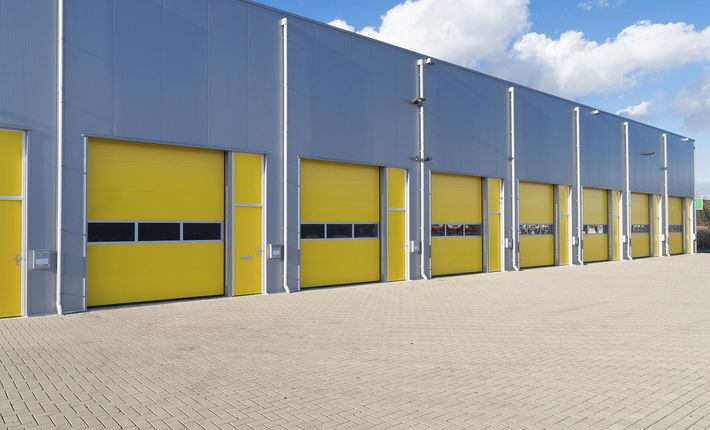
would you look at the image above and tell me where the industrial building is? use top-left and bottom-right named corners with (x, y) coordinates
top-left (0, 0), bottom-right (696, 318)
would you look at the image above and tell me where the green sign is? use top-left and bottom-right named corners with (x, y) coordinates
top-left (697, 198), bottom-right (705, 210)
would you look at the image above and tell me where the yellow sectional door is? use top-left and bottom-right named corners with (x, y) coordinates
top-left (234, 153), bottom-right (263, 296)
top-left (631, 193), bottom-right (650, 258)
top-left (300, 159), bottom-right (380, 288)
top-left (87, 139), bottom-right (225, 307)
top-left (583, 188), bottom-right (609, 263)
top-left (519, 181), bottom-right (554, 268)
top-left (668, 196), bottom-right (683, 255)
top-left (387, 168), bottom-right (407, 282)
top-left (0, 130), bottom-right (23, 318)
top-left (431, 173), bottom-right (482, 276)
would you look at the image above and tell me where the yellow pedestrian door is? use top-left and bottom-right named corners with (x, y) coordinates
top-left (233, 153), bottom-right (263, 296)
top-left (582, 188), bottom-right (609, 263)
top-left (431, 172), bottom-right (482, 276)
top-left (87, 138), bottom-right (225, 307)
top-left (0, 130), bottom-right (23, 319)
top-left (519, 181), bottom-right (554, 268)
top-left (300, 159), bottom-right (380, 288)
top-left (387, 168), bottom-right (407, 282)
top-left (668, 196), bottom-right (683, 255)
top-left (631, 193), bottom-right (650, 258)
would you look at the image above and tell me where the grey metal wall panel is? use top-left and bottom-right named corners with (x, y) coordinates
top-left (60, 0), bottom-right (285, 306)
top-left (425, 66), bottom-right (508, 179)
top-left (162, 0), bottom-right (209, 145)
top-left (628, 122), bottom-right (663, 195)
top-left (579, 110), bottom-right (624, 190)
top-left (0, 0), bottom-right (57, 316)
top-left (113, 0), bottom-right (164, 140)
top-left (514, 88), bottom-right (575, 186)
top-left (287, 19), bottom-right (418, 167)
top-left (667, 135), bottom-right (695, 198)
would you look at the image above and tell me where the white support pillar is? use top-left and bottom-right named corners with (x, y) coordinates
top-left (415, 59), bottom-right (428, 280)
top-left (573, 107), bottom-right (583, 265)
top-left (622, 122), bottom-right (631, 260)
top-left (661, 133), bottom-right (670, 257)
top-left (506, 87), bottom-right (519, 271)
top-left (280, 18), bottom-right (291, 293)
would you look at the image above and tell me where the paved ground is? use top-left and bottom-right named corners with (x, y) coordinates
top-left (2, 255), bottom-right (710, 429)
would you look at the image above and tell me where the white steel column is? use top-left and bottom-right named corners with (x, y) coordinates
top-left (416, 59), bottom-right (428, 280)
top-left (507, 87), bottom-right (518, 271)
top-left (280, 18), bottom-right (291, 292)
top-left (573, 107), bottom-right (583, 265)
top-left (661, 133), bottom-right (670, 257)
top-left (55, 0), bottom-right (65, 314)
top-left (622, 122), bottom-right (631, 260)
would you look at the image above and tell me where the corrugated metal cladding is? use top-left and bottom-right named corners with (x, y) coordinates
top-left (0, 0), bottom-right (57, 316)
top-left (579, 110), bottom-right (624, 191)
top-left (0, 0), bottom-right (696, 317)
top-left (515, 88), bottom-right (576, 186)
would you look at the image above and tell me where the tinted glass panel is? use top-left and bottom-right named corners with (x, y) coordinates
top-left (446, 224), bottom-right (464, 236)
top-left (183, 223), bottom-right (222, 241)
top-left (464, 224), bottom-right (481, 236)
top-left (88, 222), bottom-right (135, 243)
top-left (669, 224), bottom-right (683, 233)
top-left (327, 224), bottom-right (352, 239)
top-left (301, 224), bottom-right (325, 239)
top-left (431, 224), bottom-right (445, 237)
top-left (138, 223), bottom-right (180, 242)
top-left (354, 224), bottom-right (378, 238)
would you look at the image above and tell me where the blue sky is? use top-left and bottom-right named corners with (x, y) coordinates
top-left (258, 0), bottom-right (710, 196)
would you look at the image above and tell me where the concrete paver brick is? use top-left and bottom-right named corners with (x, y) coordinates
top-left (1, 255), bottom-right (710, 429)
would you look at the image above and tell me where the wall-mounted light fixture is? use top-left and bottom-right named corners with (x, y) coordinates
top-left (410, 96), bottom-right (426, 106)
top-left (641, 151), bottom-right (656, 156)
top-left (681, 137), bottom-right (690, 142)
top-left (591, 109), bottom-right (600, 115)
top-left (425, 57), bottom-right (435, 65)
top-left (410, 155), bottom-right (432, 162)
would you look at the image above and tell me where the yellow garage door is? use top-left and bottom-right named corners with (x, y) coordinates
top-left (631, 192), bottom-right (650, 258)
top-left (87, 138), bottom-right (225, 307)
top-left (519, 181), bottom-right (554, 268)
top-left (0, 130), bottom-right (23, 319)
top-left (387, 168), bottom-right (407, 282)
top-left (583, 188), bottom-right (609, 263)
top-left (300, 159), bottom-right (380, 288)
top-left (431, 173), bottom-right (482, 276)
top-left (668, 196), bottom-right (683, 255)
top-left (234, 153), bottom-right (263, 296)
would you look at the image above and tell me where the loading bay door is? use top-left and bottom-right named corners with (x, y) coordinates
top-left (300, 159), bottom-right (380, 288)
top-left (519, 181), bottom-right (555, 268)
top-left (431, 172), bottom-right (483, 276)
top-left (668, 196), bottom-right (683, 255)
top-left (87, 138), bottom-right (225, 307)
top-left (583, 188), bottom-right (609, 263)
top-left (631, 192), bottom-right (651, 258)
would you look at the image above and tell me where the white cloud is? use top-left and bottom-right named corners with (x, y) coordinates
top-left (336, 0), bottom-right (530, 68)
top-left (328, 18), bottom-right (355, 32)
top-left (673, 71), bottom-right (710, 131)
top-left (616, 100), bottom-right (652, 119)
top-left (491, 21), bottom-right (710, 98)
top-left (578, 0), bottom-right (609, 10)
top-left (330, 1), bottom-right (710, 99)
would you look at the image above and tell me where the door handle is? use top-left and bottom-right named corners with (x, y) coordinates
top-left (15, 255), bottom-right (23, 266)
top-left (240, 256), bottom-right (255, 261)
